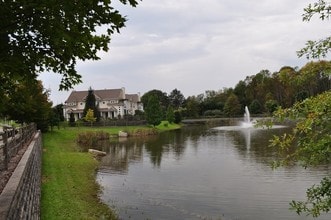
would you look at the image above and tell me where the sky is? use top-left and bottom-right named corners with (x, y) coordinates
top-left (38, 0), bottom-right (330, 105)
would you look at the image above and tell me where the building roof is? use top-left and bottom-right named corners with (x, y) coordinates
top-left (126, 94), bottom-right (140, 103)
top-left (65, 89), bottom-right (125, 103)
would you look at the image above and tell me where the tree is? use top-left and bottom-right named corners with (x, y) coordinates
top-left (297, 61), bottom-right (331, 97)
top-left (264, 99), bottom-right (279, 114)
top-left (145, 95), bottom-right (162, 127)
top-left (166, 106), bottom-right (175, 124)
top-left (83, 87), bottom-right (100, 121)
top-left (273, 2), bottom-right (331, 217)
top-left (53, 104), bottom-right (65, 122)
top-left (249, 99), bottom-right (262, 114)
top-left (69, 112), bottom-right (75, 127)
top-left (141, 89), bottom-right (169, 118)
top-left (49, 108), bottom-right (60, 131)
top-left (84, 109), bottom-right (96, 126)
top-left (224, 93), bottom-right (241, 117)
top-left (0, 0), bottom-right (139, 91)
top-left (297, 0), bottom-right (331, 59)
top-left (270, 91), bottom-right (331, 217)
top-left (184, 96), bottom-right (201, 118)
top-left (168, 88), bottom-right (185, 109)
top-left (134, 109), bottom-right (145, 120)
top-left (234, 80), bottom-right (248, 107)
top-left (174, 110), bottom-right (182, 124)
top-left (2, 79), bottom-right (52, 132)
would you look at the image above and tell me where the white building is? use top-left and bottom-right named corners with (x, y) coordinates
top-left (63, 88), bottom-right (143, 121)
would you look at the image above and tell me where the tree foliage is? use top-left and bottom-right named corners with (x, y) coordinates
top-left (166, 106), bottom-right (175, 124)
top-left (0, 0), bottom-right (139, 90)
top-left (224, 93), bottom-right (241, 117)
top-left (270, 92), bottom-right (331, 217)
top-left (290, 176), bottom-right (331, 218)
top-left (168, 88), bottom-right (185, 109)
top-left (271, 91), bottom-right (331, 168)
top-left (268, 1), bottom-right (331, 216)
top-left (297, 0), bottom-right (331, 59)
top-left (84, 109), bottom-right (96, 126)
top-left (145, 95), bottom-right (162, 127)
top-left (53, 104), bottom-right (65, 122)
top-left (83, 87), bottom-right (99, 121)
top-left (184, 96), bottom-right (201, 118)
top-left (141, 89), bottom-right (169, 114)
top-left (2, 79), bottom-right (52, 132)
top-left (139, 61), bottom-right (330, 120)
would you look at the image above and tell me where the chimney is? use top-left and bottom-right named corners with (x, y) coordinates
top-left (121, 87), bottom-right (126, 99)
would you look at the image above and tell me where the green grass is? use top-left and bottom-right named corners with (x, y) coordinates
top-left (41, 122), bottom-right (180, 219)
top-left (41, 129), bottom-right (117, 220)
top-left (156, 121), bottom-right (181, 131)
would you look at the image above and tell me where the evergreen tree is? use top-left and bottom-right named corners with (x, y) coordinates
top-left (83, 87), bottom-right (100, 121)
top-left (69, 112), bottom-right (75, 127)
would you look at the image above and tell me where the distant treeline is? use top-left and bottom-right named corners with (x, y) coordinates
top-left (141, 60), bottom-right (331, 118)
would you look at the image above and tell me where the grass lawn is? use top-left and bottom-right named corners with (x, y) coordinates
top-left (41, 122), bottom-right (180, 219)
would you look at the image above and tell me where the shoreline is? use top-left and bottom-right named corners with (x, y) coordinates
top-left (41, 122), bottom-right (180, 219)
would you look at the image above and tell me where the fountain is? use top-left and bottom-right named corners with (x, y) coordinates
top-left (241, 106), bottom-right (254, 128)
top-left (211, 106), bottom-right (287, 150)
top-left (212, 106), bottom-right (285, 132)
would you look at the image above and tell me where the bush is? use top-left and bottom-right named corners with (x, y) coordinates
top-left (128, 128), bottom-right (158, 136)
top-left (76, 131), bottom-right (110, 148)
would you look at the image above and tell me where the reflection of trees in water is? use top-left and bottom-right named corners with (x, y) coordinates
top-left (224, 127), bottom-right (293, 165)
top-left (99, 138), bottom-right (145, 174)
top-left (143, 126), bottom-right (211, 167)
top-left (145, 129), bottom-right (188, 167)
top-left (99, 126), bottom-right (212, 171)
top-left (98, 125), bottom-right (295, 172)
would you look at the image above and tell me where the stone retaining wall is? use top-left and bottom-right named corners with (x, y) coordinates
top-left (0, 131), bottom-right (42, 220)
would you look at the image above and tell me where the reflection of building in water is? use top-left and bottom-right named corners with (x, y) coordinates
top-left (100, 141), bottom-right (143, 174)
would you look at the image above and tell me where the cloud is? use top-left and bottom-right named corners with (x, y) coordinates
top-left (39, 0), bottom-right (331, 104)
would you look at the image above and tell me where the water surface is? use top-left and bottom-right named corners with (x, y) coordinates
top-left (97, 124), bottom-right (331, 220)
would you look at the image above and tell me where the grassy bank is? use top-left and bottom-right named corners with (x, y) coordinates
top-left (41, 122), bottom-right (180, 219)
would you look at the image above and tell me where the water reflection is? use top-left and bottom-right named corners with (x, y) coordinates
top-left (95, 125), bottom-right (331, 220)
top-left (94, 125), bottom-right (294, 174)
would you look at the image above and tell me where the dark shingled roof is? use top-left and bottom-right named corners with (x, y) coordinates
top-left (126, 94), bottom-right (140, 103)
top-left (65, 89), bottom-right (125, 103)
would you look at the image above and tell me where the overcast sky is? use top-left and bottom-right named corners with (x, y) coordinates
top-left (39, 0), bottom-right (330, 105)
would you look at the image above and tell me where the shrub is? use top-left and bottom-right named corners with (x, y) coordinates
top-left (76, 131), bottom-right (110, 148)
top-left (129, 128), bottom-right (158, 136)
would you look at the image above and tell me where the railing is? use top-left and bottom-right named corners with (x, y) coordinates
top-left (0, 123), bottom-right (37, 171)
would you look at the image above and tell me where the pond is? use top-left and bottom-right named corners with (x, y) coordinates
top-left (96, 122), bottom-right (331, 220)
